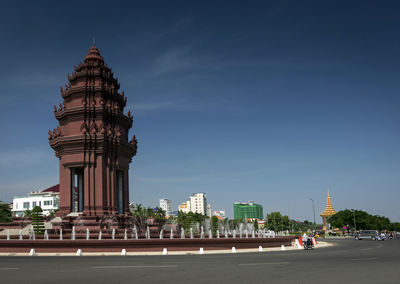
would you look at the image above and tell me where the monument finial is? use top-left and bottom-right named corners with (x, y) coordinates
top-left (93, 37), bottom-right (96, 46)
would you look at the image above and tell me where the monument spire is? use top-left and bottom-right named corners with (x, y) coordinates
top-left (320, 191), bottom-right (337, 231)
top-left (49, 46), bottom-right (137, 228)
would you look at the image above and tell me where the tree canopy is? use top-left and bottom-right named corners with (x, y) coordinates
top-left (177, 211), bottom-right (207, 231)
top-left (0, 203), bottom-right (12, 223)
top-left (328, 209), bottom-right (394, 232)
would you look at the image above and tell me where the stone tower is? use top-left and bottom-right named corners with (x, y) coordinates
top-left (49, 46), bottom-right (137, 222)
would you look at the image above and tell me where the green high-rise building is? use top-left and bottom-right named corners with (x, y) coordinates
top-left (233, 201), bottom-right (263, 220)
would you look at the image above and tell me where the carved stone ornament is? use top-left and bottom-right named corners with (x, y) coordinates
top-left (99, 122), bottom-right (105, 134)
top-left (90, 122), bottom-right (98, 134)
top-left (116, 126), bottom-right (121, 137)
top-left (80, 122), bottom-right (88, 134)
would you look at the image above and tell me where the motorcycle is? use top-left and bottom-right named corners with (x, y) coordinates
top-left (376, 234), bottom-right (386, 241)
top-left (303, 239), bottom-right (314, 250)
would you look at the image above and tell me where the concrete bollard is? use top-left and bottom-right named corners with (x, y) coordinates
top-left (121, 249), bottom-right (127, 256)
top-left (199, 247), bottom-right (204, 254)
top-left (162, 248), bottom-right (168, 255)
top-left (76, 249), bottom-right (82, 256)
top-left (281, 245), bottom-right (286, 251)
top-left (258, 246), bottom-right (263, 252)
top-left (232, 247), bottom-right (236, 253)
top-left (29, 249), bottom-right (36, 256)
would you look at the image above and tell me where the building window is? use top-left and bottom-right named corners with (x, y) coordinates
top-left (23, 202), bottom-right (30, 209)
top-left (32, 201), bottom-right (37, 207)
top-left (44, 201), bottom-right (52, 206)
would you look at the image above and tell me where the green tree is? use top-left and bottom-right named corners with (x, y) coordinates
top-left (0, 203), bottom-right (12, 223)
top-left (31, 206), bottom-right (45, 234)
top-left (211, 216), bottom-right (219, 234)
top-left (265, 212), bottom-right (290, 231)
top-left (153, 207), bottom-right (166, 220)
top-left (329, 209), bottom-right (393, 233)
top-left (24, 209), bottom-right (32, 217)
top-left (253, 219), bottom-right (259, 231)
top-left (177, 211), bottom-right (207, 231)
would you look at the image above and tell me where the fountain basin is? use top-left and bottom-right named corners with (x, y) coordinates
top-left (0, 236), bottom-right (295, 253)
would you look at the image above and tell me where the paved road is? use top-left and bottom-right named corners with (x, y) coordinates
top-left (0, 239), bottom-right (399, 284)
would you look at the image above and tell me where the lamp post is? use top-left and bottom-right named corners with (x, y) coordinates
top-left (310, 198), bottom-right (316, 231)
top-left (353, 209), bottom-right (357, 234)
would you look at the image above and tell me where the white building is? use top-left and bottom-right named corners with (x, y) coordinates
top-left (159, 198), bottom-right (172, 216)
top-left (178, 201), bottom-right (190, 213)
top-left (179, 193), bottom-right (211, 216)
top-left (12, 184), bottom-right (60, 217)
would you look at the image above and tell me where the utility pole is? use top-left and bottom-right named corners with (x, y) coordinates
top-left (310, 198), bottom-right (316, 231)
top-left (353, 209), bottom-right (357, 233)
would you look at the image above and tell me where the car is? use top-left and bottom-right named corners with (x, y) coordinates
top-left (355, 230), bottom-right (379, 240)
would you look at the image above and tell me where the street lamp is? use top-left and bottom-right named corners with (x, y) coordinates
top-left (310, 198), bottom-right (316, 231)
top-left (352, 209), bottom-right (357, 233)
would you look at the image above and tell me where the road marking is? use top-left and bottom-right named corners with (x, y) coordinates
top-left (0, 268), bottom-right (19, 270)
top-left (93, 265), bottom-right (179, 269)
top-left (351, 257), bottom-right (378, 261)
top-left (238, 262), bottom-right (290, 266)
top-left (377, 244), bottom-right (383, 248)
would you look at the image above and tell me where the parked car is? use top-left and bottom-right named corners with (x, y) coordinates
top-left (355, 230), bottom-right (379, 240)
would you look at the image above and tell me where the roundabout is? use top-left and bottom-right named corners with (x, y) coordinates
top-left (1, 239), bottom-right (399, 283)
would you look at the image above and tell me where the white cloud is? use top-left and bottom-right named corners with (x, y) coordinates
top-left (152, 45), bottom-right (200, 76)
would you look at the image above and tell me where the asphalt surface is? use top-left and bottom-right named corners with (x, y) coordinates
top-left (0, 239), bottom-right (399, 284)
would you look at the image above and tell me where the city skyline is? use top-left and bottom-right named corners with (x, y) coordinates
top-left (0, 1), bottom-right (399, 221)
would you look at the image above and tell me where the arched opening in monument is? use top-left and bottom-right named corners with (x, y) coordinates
top-left (71, 168), bottom-right (84, 213)
top-left (116, 170), bottom-right (124, 214)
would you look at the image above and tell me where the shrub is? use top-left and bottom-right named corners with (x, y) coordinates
top-left (32, 206), bottom-right (45, 234)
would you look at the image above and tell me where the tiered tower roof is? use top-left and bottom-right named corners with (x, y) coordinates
top-left (320, 192), bottom-right (337, 217)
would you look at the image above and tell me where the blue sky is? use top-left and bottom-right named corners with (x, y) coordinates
top-left (0, 1), bottom-right (399, 221)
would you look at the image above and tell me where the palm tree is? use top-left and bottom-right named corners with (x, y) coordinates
top-left (154, 207), bottom-right (166, 220)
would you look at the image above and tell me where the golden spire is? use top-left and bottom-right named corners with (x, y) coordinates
top-left (320, 190), bottom-right (336, 217)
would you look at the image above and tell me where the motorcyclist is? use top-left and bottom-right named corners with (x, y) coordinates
top-left (307, 235), bottom-right (313, 248)
top-left (302, 233), bottom-right (308, 245)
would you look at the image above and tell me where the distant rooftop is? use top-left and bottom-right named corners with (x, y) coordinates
top-left (41, 184), bottom-right (60, 193)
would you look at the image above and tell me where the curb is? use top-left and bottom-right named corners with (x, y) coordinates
top-left (0, 242), bottom-right (333, 256)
